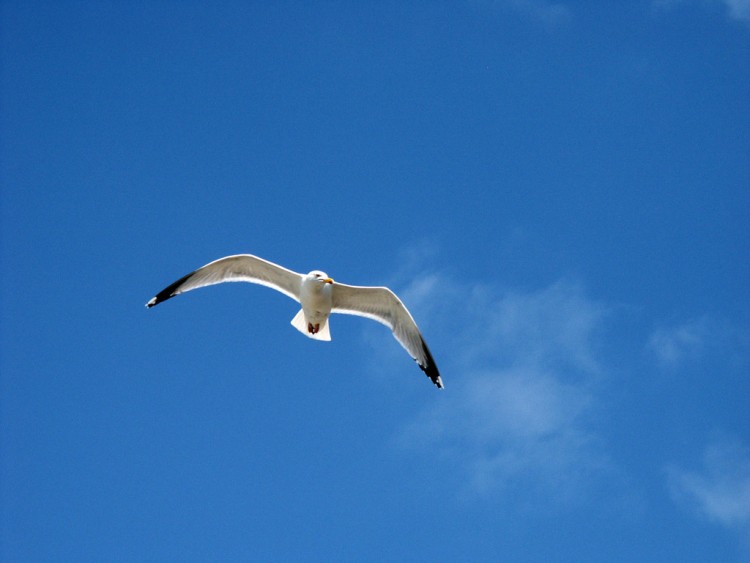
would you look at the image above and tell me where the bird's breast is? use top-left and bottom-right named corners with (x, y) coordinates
top-left (299, 282), bottom-right (333, 319)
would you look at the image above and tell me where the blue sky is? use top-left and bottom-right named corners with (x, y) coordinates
top-left (1, 1), bottom-right (748, 561)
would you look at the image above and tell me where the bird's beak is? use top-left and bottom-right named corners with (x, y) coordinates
top-left (323, 278), bottom-right (334, 284)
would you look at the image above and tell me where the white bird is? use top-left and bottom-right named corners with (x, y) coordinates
top-left (146, 254), bottom-right (443, 388)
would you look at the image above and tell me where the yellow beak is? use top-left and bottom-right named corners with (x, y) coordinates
top-left (323, 278), bottom-right (334, 284)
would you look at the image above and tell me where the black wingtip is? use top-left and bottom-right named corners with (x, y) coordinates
top-left (145, 290), bottom-right (172, 309)
top-left (419, 339), bottom-right (444, 389)
top-left (145, 271), bottom-right (194, 309)
top-left (145, 295), bottom-right (164, 308)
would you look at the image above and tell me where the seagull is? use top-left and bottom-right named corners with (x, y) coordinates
top-left (146, 254), bottom-right (443, 389)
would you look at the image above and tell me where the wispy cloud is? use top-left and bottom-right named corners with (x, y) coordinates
top-left (648, 318), bottom-right (709, 369)
top-left (399, 275), bottom-right (608, 374)
top-left (726, 0), bottom-right (750, 22)
top-left (377, 247), bottom-right (747, 518)
top-left (666, 438), bottom-right (750, 531)
top-left (396, 273), bottom-right (615, 505)
top-left (402, 366), bottom-right (608, 504)
top-left (647, 317), bottom-right (748, 371)
top-left (653, 0), bottom-right (750, 25)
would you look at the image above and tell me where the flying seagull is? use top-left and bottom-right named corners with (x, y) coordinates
top-left (146, 254), bottom-right (443, 388)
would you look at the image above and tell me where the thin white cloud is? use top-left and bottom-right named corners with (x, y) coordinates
top-left (378, 247), bottom-right (747, 517)
top-left (465, 281), bottom-right (607, 374)
top-left (653, 0), bottom-right (750, 24)
top-left (648, 318), bottom-right (708, 368)
top-left (647, 317), bottom-right (748, 371)
top-left (396, 273), bottom-right (614, 505)
top-left (726, 0), bottom-right (750, 21)
top-left (403, 366), bottom-right (607, 504)
top-left (398, 275), bottom-right (608, 374)
top-left (667, 438), bottom-right (750, 530)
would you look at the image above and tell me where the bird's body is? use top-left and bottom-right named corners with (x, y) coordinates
top-left (146, 254), bottom-right (443, 388)
top-left (292, 270), bottom-right (334, 341)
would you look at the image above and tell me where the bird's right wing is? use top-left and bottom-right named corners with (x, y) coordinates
top-left (331, 283), bottom-right (443, 388)
top-left (146, 254), bottom-right (303, 308)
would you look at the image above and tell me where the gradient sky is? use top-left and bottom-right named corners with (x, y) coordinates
top-left (2, 1), bottom-right (749, 561)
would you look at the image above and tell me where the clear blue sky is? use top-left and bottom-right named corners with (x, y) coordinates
top-left (2, 1), bottom-right (749, 561)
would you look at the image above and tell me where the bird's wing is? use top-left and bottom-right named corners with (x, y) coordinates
top-left (146, 254), bottom-right (303, 308)
top-left (331, 283), bottom-right (443, 388)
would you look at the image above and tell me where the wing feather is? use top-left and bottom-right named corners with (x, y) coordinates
top-left (331, 283), bottom-right (443, 388)
top-left (146, 254), bottom-right (302, 308)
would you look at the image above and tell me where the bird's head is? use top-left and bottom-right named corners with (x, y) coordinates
top-left (308, 271), bottom-right (334, 284)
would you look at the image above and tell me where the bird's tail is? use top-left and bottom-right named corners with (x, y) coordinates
top-left (290, 309), bottom-right (331, 341)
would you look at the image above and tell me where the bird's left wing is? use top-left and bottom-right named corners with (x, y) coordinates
top-left (146, 254), bottom-right (303, 308)
top-left (331, 283), bottom-right (443, 388)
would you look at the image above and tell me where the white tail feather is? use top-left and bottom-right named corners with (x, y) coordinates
top-left (290, 309), bottom-right (331, 341)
